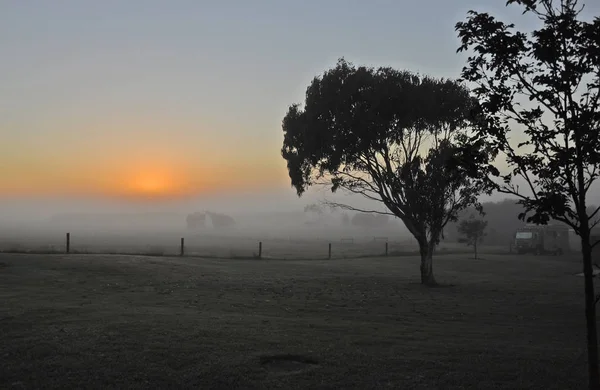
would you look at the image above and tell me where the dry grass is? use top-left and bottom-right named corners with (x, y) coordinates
top-left (0, 251), bottom-right (590, 389)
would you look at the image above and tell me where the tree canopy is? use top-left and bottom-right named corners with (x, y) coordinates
top-left (456, 0), bottom-right (600, 233)
top-left (457, 216), bottom-right (488, 259)
top-left (456, 1), bottom-right (600, 387)
top-left (281, 58), bottom-right (497, 284)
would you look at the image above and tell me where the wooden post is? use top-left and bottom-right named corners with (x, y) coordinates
top-left (180, 237), bottom-right (185, 256)
top-left (385, 242), bottom-right (388, 256)
top-left (258, 242), bottom-right (262, 259)
top-left (66, 232), bottom-right (70, 254)
top-left (328, 243), bottom-right (332, 259)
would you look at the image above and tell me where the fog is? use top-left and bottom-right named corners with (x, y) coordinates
top-left (0, 188), bottom-right (414, 256)
top-left (2, 180), bottom-right (599, 258)
top-left (0, 179), bottom-right (531, 227)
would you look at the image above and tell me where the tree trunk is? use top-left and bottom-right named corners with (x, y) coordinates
top-left (582, 235), bottom-right (600, 390)
top-left (574, 132), bottom-right (598, 389)
top-left (419, 241), bottom-right (437, 286)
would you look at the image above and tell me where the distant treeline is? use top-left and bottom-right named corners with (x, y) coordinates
top-left (444, 199), bottom-right (598, 246)
top-left (442, 199), bottom-right (523, 246)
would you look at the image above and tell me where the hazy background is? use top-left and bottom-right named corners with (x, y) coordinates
top-left (1, 0), bottom-right (599, 249)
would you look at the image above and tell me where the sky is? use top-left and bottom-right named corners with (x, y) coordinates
top-left (1, 0), bottom-right (599, 204)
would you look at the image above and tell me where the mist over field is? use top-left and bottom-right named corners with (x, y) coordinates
top-left (1, 184), bottom-right (598, 229)
top-left (0, 190), bottom-right (504, 259)
top-left (0, 188), bottom-right (414, 258)
top-left (0, 188), bottom-right (395, 229)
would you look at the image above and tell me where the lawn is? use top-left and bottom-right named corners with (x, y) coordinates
top-left (0, 252), bottom-right (590, 389)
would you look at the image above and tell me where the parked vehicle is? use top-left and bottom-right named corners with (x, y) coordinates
top-left (513, 224), bottom-right (570, 255)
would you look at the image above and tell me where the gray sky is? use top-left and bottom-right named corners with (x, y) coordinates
top-left (1, 0), bottom-right (598, 206)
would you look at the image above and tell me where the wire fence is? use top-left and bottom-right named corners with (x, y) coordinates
top-left (0, 231), bottom-right (513, 260)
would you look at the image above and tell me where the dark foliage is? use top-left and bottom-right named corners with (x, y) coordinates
top-left (281, 58), bottom-right (497, 284)
top-left (457, 216), bottom-right (488, 258)
top-left (456, 1), bottom-right (600, 387)
top-left (456, 0), bottom-right (600, 236)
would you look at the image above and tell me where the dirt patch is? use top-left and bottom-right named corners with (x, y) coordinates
top-left (259, 354), bottom-right (320, 374)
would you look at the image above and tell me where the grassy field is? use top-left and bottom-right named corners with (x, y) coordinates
top-left (0, 251), bottom-right (591, 389)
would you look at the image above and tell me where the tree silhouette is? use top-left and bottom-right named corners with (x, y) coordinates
top-left (457, 216), bottom-right (488, 259)
top-left (456, 1), bottom-right (600, 387)
top-left (281, 58), bottom-right (496, 285)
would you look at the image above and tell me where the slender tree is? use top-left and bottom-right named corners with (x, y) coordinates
top-left (457, 216), bottom-right (488, 259)
top-left (456, 1), bottom-right (600, 387)
top-left (281, 58), bottom-right (496, 285)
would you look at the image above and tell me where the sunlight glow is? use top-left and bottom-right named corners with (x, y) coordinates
top-left (129, 174), bottom-right (173, 195)
top-left (121, 165), bottom-right (187, 198)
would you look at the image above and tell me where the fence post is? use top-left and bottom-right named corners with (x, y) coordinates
top-left (66, 232), bottom-right (70, 254)
top-left (258, 242), bottom-right (262, 259)
top-left (180, 237), bottom-right (185, 256)
top-left (328, 243), bottom-right (332, 259)
top-left (385, 242), bottom-right (388, 256)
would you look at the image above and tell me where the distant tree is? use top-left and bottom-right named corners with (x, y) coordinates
top-left (281, 58), bottom-right (496, 285)
top-left (447, 199), bottom-right (525, 245)
top-left (456, 1), bottom-right (600, 387)
top-left (457, 216), bottom-right (488, 259)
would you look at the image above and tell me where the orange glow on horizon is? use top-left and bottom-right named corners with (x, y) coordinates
top-left (126, 172), bottom-right (177, 196)
top-left (0, 135), bottom-right (291, 200)
top-left (114, 161), bottom-right (198, 199)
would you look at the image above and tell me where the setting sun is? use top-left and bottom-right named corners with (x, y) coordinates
top-left (129, 174), bottom-right (173, 195)
top-left (118, 162), bottom-right (190, 198)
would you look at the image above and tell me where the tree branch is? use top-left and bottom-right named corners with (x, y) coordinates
top-left (321, 201), bottom-right (396, 216)
top-left (590, 204), bottom-right (600, 222)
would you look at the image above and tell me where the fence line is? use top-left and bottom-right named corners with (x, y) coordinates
top-left (0, 232), bottom-right (517, 260)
